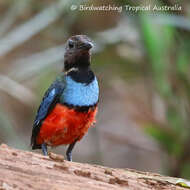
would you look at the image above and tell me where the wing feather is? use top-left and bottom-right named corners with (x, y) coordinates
top-left (31, 80), bottom-right (65, 149)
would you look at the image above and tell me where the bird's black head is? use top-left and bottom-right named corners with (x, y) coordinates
top-left (64, 35), bottom-right (93, 72)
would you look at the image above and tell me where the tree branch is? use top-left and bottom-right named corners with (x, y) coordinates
top-left (0, 144), bottom-right (188, 190)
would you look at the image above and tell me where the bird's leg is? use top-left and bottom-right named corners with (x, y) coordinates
top-left (41, 143), bottom-right (48, 156)
top-left (66, 140), bottom-right (77, 161)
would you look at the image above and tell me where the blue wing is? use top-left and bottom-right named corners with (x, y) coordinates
top-left (31, 80), bottom-right (65, 149)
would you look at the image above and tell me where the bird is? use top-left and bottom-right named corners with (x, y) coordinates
top-left (31, 35), bottom-right (99, 161)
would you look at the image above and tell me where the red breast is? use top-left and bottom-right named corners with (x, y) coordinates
top-left (37, 103), bottom-right (97, 146)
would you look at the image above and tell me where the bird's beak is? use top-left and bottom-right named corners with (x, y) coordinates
top-left (80, 41), bottom-right (93, 50)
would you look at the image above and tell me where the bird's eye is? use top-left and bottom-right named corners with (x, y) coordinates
top-left (68, 40), bottom-right (74, 49)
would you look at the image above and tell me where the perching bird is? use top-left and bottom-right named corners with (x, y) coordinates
top-left (31, 35), bottom-right (99, 161)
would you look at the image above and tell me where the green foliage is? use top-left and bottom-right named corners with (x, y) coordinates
top-left (145, 123), bottom-right (182, 157)
top-left (181, 163), bottom-right (190, 179)
top-left (176, 51), bottom-right (189, 76)
top-left (140, 14), bottom-right (174, 97)
top-left (140, 12), bottom-right (190, 177)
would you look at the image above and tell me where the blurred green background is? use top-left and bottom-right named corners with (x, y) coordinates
top-left (0, 0), bottom-right (190, 178)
